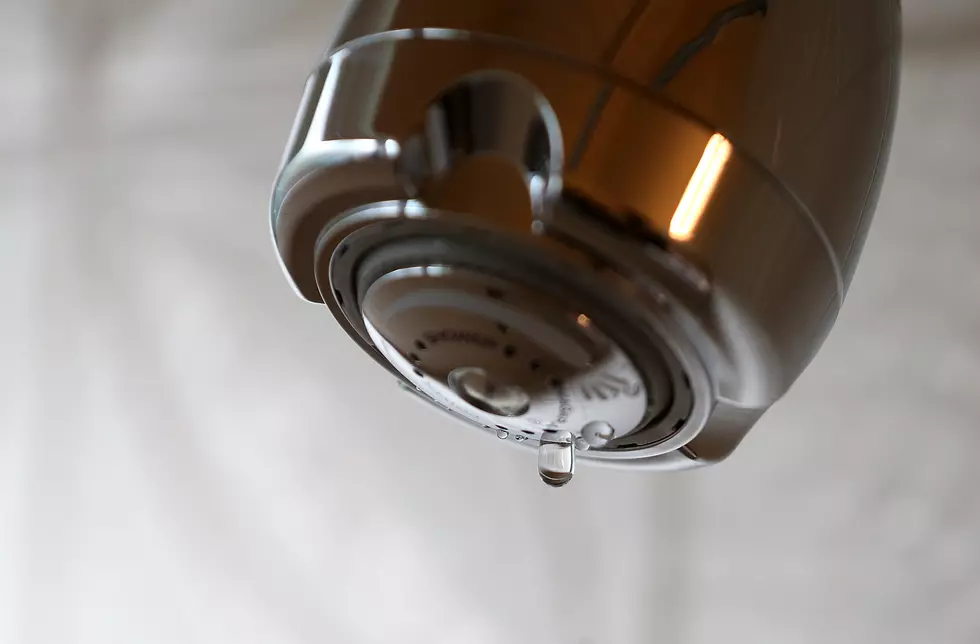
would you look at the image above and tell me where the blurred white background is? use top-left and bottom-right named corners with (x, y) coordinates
top-left (2, 1), bottom-right (980, 643)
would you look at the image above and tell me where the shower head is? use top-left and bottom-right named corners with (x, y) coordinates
top-left (271, 0), bottom-right (901, 486)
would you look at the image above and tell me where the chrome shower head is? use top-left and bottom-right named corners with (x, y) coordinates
top-left (271, 0), bottom-right (901, 486)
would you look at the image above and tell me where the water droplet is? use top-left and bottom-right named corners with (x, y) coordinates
top-left (538, 431), bottom-right (574, 488)
top-left (581, 421), bottom-right (616, 448)
top-left (496, 429), bottom-right (509, 439)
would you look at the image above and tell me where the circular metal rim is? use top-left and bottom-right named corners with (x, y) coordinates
top-left (350, 244), bottom-right (694, 454)
top-left (312, 203), bottom-right (717, 463)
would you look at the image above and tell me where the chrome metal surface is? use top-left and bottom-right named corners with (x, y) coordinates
top-left (271, 0), bottom-right (901, 481)
top-left (321, 0), bottom-right (900, 290)
top-left (322, 213), bottom-right (710, 467)
top-left (359, 264), bottom-right (693, 454)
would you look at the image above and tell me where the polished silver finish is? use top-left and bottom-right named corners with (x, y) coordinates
top-left (271, 0), bottom-right (901, 483)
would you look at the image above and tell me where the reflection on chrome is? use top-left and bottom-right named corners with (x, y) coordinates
top-left (670, 134), bottom-right (733, 243)
top-left (271, 0), bottom-right (901, 483)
